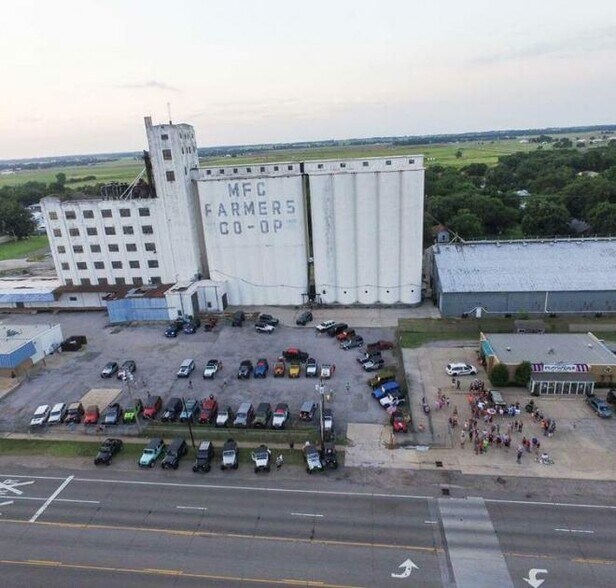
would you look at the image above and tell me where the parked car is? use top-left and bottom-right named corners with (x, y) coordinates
top-left (253, 402), bottom-right (272, 428)
top-left (272, 402), bottom-right (290, 429)
top-left (380, 392), bottom-right (406, 409)
top-left (322, 408), bottom-right (334, 440)
top-left (336, 329), bottom-right (356, 342)
top-left (607, 389), bottom-right (616, 405)
top-left (216, 406), bottom-right (233, 427)
top-left (587, 396), bottom-right (613, 418)
top-left (231, 311), bottom-right (245, 327)
top-left (30, 404), bottom-right (50, 427)
top-left (368, 369), bottom-right (396, 388)
top-left (296, 311), bottom-right (313, 325)
top-left (182, 318), bottom-right (201, 334)
top-left (199, 395), bottom-right (219, 424)
top-left (117, 360), bottom-right (137, 380)
top-left (139, 438), bottom-right (165, 468)
top-left (445, 362), bottom-right (477, 376)
top-left (327, 323), bottom-right (348, 337)
top-left (362, 358), bottom-right (385, 372)
top-left (237, 360), bottom-right (253, 379)
top-left (65, 401), bottom-right (84, 424)
top-left (254, 358), bottom-right (269, 378)
top-left (179, 398), bottom-right (199, 422)
top-left (100, 361), bottom-right (119, 378)
top-left (321, 442), bottom-right (338, 469)
top-left (305, 358), bottom-right (318, 377)
top-left (366, 340), bottom-right (394, 352)
top-left (372, 381), bottom-right (401, 400)
top-left (390, 410), bottom-right (408, 433)
top-left (221, 438), bottom-right (239, 470)
top-left (48, 402), bottom-right (67, 425)
top-left (299, 401), bottom-right (317, 421)
top-left (251, 445), bottom-right (271, 473)
top-left (203, 316), bottom-right (218, 331)
top-left (84, 405), bottom-right (100, 425)
top-left (283, 348), bottom-right (309, 362)
top-left (341, 336), bottom-right (364, 350)
top-left (288, 362), bottom-right (301, 378)
top-left (192, 440), bottom-right (214, 473)
top-left (102, 403), bottom-right (123, 425)
top-left (203, 359), bottom-right (222, 379)
top-left (315, 320), bottom-right (336, 333)
top-left (273, 360), bottom-right (286, 377)
top-left (123, 399), bottom-right (144, 424)
top-left (258, 313), bottom-right (279, 326)
top-left (255, 322), bottom-right (275, 334)
top-left (320, 363), bottom-right (336, 379)
top-left (161, 397), bottom-right (182, 422)
top-left (94, 438), bottom-right (123, 465)
top-left (303, 443), bottom-right (323, 473)
top-left (161, 437), bottom-right (188, 469)
top-left (177, 358), bottom-right (196, 378)
top-left (357, 351), bottom-right (382, 365)
top-left (143, 395), bottom-right (162, 420)
top-left (164, 323), bottom-right (180, 338)
top-left (233, 402), bottom-right (254, 428)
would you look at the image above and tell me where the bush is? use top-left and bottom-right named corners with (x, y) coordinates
top-left (513, 361), bottom-right (532, 386)
top-left (489, 363), bottom-right (510, 387)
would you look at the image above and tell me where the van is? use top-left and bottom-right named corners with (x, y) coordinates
top-left (445, 363), bottom-right (477, 376)
top-left (369, 369), bottom-right (396, 389)
top-left (177, 358), bottom-right (196, 378)
top-left (488, 390), bottom-right (507, 409)
top-left (233, 402), bottom-right (254, 428)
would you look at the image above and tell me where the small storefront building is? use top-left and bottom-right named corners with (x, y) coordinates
top-left (529, 365), bottom-right (595, 397)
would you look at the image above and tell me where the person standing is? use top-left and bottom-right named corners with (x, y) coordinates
top-left (460, 431), bottom-right (466, 449)
top-left (517, 445), bottom-right (523, 464)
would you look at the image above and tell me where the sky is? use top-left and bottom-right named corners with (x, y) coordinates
top-left (1, 0), bottom-right (615, 159)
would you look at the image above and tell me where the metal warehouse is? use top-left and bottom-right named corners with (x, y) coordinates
top-left (0, 323), bottom-right (64, 376)
top-left (431, 238), bottom-right (616, 317)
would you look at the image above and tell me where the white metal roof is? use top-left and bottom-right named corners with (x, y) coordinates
top-left (434, 239), bottom-right (616, 293)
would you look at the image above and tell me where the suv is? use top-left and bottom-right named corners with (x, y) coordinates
top-left (199, 395), bottom-right (219, 424)
top-left (273, 359), bottom-right (286, 377)
top-left (362, 357), bottom-right (385, 372)
top-left (322, 408), bottom-right (334, 440)
top-left (303, 443), bottom-right (323, 473)
top-left (216, 406), bottom-right (233, 427)
top-left (102, 403), bottom-right (122, 425)
top-left (336, 329), bottom-right (356, 342)
top-left (48, 402), bottom-right (67, 425)
top-left (203, 359), bottom-right (222, 379)
top-left (251, 445), bottom-right (271, 473)
top-left (231, 311), bottom-right (245, 327)
top-left (299, 401), bottom-right (317, 421)
top-left (587, 396), bottom-right (613, 418)
top-left (320, 363), bottom-right (335, 379)
top-left (221, 438), bottom-right (239, 470)
top-left (254, 358), bottom-right (269, 378)
top-left (94, 438), bottom-right (123, 465)
top-left (234, 402), bottom-right (254, 428)
top-left (321, 442), bottom-right (338, 469)
top-left (488, 390), bottom-right (507, 410)
top-left (258, 313), bottom-right (279, 326)
top-left (164, 323), bottom-right (180, 338)
top-left (161, 397), bottom-right (182, 422)
top-left (296, 311), bottom-right (313, 325)
top-left (117, 360), bottom-right (137, 380)
top-left (65, 401), bottom-right (84, 424)
top-left (282, 348), bottom-right (309, 362)
top-left (315, 320), bottom-right (336, 333)
top-left (179, 398), bottom-right (199, 422)
top-left (30, 404), bottom-right (50, 427)
top-left (445, 362), bottom-right (477, 376)
top-left (255, 322), bottom-right (275, 334)
top-left (305, 358), bottom-right (318, 377)
top-left (390, 410), bottom-right (408, 433)
top-left (366, 340), bottom-right (394, 352)
top-left (372, 380), bottom-right (401, 400)
top-left (368, 369), bottom-right (396, 388)
top-left (253, 402), bottom-right (272, 428)
top-left (328, 323), bottom-right (348, 337)
top-left (100, 361), bottom-right (119, 378)
top-left (192, 440), bottom-right (214, 473)
top-left (139, 438), bottom-right (165, 467)
top-left (143, 395), bottom-right (162, 420)
top-left (177, 358), bottom-right (196, 378)
top-left (357, 350), bottom-right (382, 365)
top-left (182, 318), bottom-right (201, 334)
top-left (161, 437), bottom-right (188, 469)
top-left (288, 362), bottom-right (301, 378)
top-left (341, 336), bottom-right (364, 350)
top-left (123, 399), bottom-right (144, 424)
top-left (237, 360), bottom-right (253, 379)
top-left (84, 405), bottom-right (100, 425)
top-left (272, 402), bottom-right (290, 429)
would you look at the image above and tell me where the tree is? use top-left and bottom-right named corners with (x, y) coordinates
top-left (490, 363), bottom-right (510, 387)
top-left (521, 198), bottom-right (571, 236)
top-left (513, 361), bottom-right (532, 386)
top-left (0, 201), bottom-right (35, 239)
top-left (588, 202), bottom-right (616, 235)
top-left (455, 149), bottom-right (463, 159)
top-left (448, 209), bottom-right (484, 239)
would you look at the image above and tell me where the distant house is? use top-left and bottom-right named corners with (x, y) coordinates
top-left (431, 224), bottom-right (451, 243)
top-left (515, 189), bottom-right (530, 197)
top-left (569, 218), bottom-right (591, 235)
top-left (577, 171), bottom-right (599, 178)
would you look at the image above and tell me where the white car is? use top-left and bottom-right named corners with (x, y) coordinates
top-left (255, 323), bottom-right (275, 334)
top-left (203, 359), bottom-right (222, 379)
top-left (315, 320), bottom-right (336, 333)
top-left (177, 358), bottom-right (195, 378)
top-left (445, 363), bottom-right (478, 376)
top-left (320, 363), bottom-right (336, 379)
top-left (30, 404), bottom-right (51, 427)
top-left (47, 402), bottom-right (67, 425)
top-left (380, 394), bottom-right (406, 409)
top-left (216, 407), bottom-right (231, 427)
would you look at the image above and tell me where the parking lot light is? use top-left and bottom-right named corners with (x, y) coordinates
top-left (124, 372), bottom-right (142, 433)
top-left (181, 397), bottom-right (197, 451)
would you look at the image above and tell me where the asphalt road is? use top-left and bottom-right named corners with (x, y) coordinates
top-left (0, 466), bottom-right (614, 587)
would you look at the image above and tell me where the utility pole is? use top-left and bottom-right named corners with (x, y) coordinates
top-left (182, 397), bottom-right (196, 451)
top-left (316, 379), bottom-right (325, 444)
top-left (124, 372), bottom-right (142, 433)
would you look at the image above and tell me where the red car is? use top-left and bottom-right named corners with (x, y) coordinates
top-left (199, 396), bottom-right (218, 424)
top-left (143, 395), bottom-right (162, 420)
top-left (84, 405), bottom-right (100, 425)
top-left (336, 329), bottom-right (356, 342)
top-left (273, 360), bottom-right (286, 377)
top-left (367, 340), bottom-right (394, 352)
top-left (390, 410), bottom-right (408, 433)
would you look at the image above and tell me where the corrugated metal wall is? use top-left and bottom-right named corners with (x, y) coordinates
top-left (107, 297), bottom-right (169, 324)
top-left (0, 341), bottom-right (36, 369)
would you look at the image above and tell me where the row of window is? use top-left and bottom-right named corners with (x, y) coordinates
top-left (52, 225), bottom-right (153, 238)
top-left (49, 208), bottom-right (150, 221)
top-left (61, 259), bottom-right (159, 270)
top-left (65, 276), bottom-right (161, 287)
top-left (58, 242), bottom-right (156, 254)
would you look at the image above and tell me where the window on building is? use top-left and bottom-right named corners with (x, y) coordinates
top-left (129, 260), bottom-right (140, 269)
top-left (142, 225), bottom-right (153, 235)
top-left (73, 245), bottom-right (83, 253)
top-left (119, 208), bottom-right (131, 217)
top-left (144, 242), bottom-right (156, 252)
top-left (65, 210), bottom-right (76, 220)
top-left (108, 244), bottom-right (119, 252)
top-left (53, 228), bottom-right (62, 237)
top-left (61, 263), bottom-right (69, 270)
top-left (69, 228), bottom-right (80, 237)
top-left (48, 211), bottom-right (58, 220)
top-left (76, 262), bottom-right (87, 270)
top-left (288, 165), bottom-right (293, 171)
top-left (161, 134), bottom-right (168, 140)
top-left (57, 246), bottom-right (66, 254)
top-left (218, 169), bottom-right (225, 175)
top-left (206, 170), bottom-right (211, 176)
top-left (166, 171), bottom-right (175, 182)
top-left (147, 259), bottom-right (159, 268)
top-left (94, 261), bottom-right (104, 270)
top-left (162, 149), bottom-right (172, 161)
top-left (91, 244), bottom-right (101, 253)
top-left (115, 277), bottom-right (126, 285)
top-left (274, 166), bottom-right (279, 171)
top-left (150, 276), bottom-right (161, 284)
top-left (233, 168), bottom-right (238, 173)
top-left (246, 167), bottom-right (251, 173)
top-left (111, 261), bottom-right (122, 269)
top-left (133, 277), bottom-right (144, 286)
top-left (104, 226), bottom-right (116, 236)
top-left (138, 207), bottom-right (150, 217)
top-left (363, 161), bottom-right (369, 167)
top-left (385, 160), bottom-right (392, 166)
top-left (408, 159), bottom-right (415, 164)
top-left (86, 227), bottom-right (97, 236)
top-left (83, 210), bottom-right (94, 219)
top-left (340, 163), bottom-right (346, 168)
top-left (81, 278), bottom-right (91, 286)
top-left (317, 164), bottom-right (323, 169)
top-left (65, 279), bottom-right (74, 286)
top-left (126, 243), bottom-right (137, 252)
top-left (101, 209), bottom-right (112, 218)
top-left (122, 226), bottom-right (134, 235)
top-left (98, 277), bottom-right (108, 285)
top-left (260, 166), bottom-right (265, 172)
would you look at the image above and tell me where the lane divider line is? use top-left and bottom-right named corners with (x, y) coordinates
top-left (554, 528), bottom-right (594, 534)
top-left (176, 506), bottom-right (207, 511)
top-left (290, 512), bottom-right (324, 518)
top-left (29, 475), bottom-right (74, 523)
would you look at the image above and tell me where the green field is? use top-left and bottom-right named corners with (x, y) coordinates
top-left (0, 235), bottom-right (49, 260)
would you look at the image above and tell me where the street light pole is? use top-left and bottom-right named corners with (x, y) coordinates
top-left (124, 372), bottom-right (142, 433)
top-left (182, 397), bottom-right (197, 451)
top-left (316, 379), bottom-right (325, 444)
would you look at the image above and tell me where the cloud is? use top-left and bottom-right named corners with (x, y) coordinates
top-left (117, 80), bottom-right (180, 92)
top-left (474, 26), bottom-right (616, 65)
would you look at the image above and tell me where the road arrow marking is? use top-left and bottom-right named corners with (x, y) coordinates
top-left (391, 558), bottom-right (419, 578)
top-left (523, 568), bottom-right (548, 588)
top-left (0, 479), bottom-right (35, 496)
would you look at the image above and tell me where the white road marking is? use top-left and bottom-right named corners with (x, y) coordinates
top-left (176, 506), bottom-right (207, 511)
top-left (0, 500), bottom-right (14, 515)
top-left (484, 497), bottom-right (616, 510)
top-left (424, 520), bottom-right (437, 524)
top-left (0, 479), bottom-right (35, 496)
top-left (554, 528), bottom-right (594, 534)
top-left (6, 496), bottom-right (99, 504)
top-left (290, 512), bottom-right (324, 518)
top-left (29, 475), bottom-right (74, 523)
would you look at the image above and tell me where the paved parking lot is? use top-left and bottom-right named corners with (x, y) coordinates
top-left (0, 311), bottom-right (398, 436)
